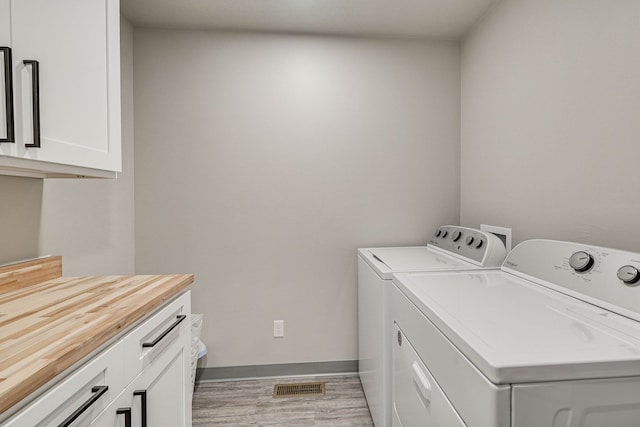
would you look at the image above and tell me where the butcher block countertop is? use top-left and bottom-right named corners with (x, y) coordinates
top-left (0, 256), bottom-right (194, 416)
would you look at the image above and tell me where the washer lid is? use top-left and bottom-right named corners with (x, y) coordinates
top-left (359, 247), bottom-right (477, 279)
top-left (393, 270), bottom-right (640, 384)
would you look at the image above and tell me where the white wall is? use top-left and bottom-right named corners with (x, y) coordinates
top-left (33, 18), bottom-right (134, 275)
top-left (133, 29), bottom-right (460, 367)
top-left (461, 0), bottom-right (640, 251)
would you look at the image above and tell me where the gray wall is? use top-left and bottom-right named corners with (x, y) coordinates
top-left (0, 176), bottom-right (42, 264)
top-left (133, 29), bottom-right (461, 367)
top-left (460, 0), bottom-right (640, 251)
top-left (0, 18), bottom-right (135, 275)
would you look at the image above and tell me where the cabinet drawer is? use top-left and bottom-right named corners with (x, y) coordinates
top-left (3, 336), bottom-right (127, 427)
top-left (119, 291), bottom-right (191, 379)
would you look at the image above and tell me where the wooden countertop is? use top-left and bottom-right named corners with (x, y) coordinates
top-left (0, 256), bottom-right (194, 415)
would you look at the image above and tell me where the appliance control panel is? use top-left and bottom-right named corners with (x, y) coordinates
top-left (503, 239), bottom-right (640, 322)
top-left (427, 225), bottom-right (507, 267)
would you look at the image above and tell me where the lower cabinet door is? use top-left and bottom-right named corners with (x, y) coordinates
top-left (134, 336), bottom-right (191, 427)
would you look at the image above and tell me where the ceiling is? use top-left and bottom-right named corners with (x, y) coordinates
top-left (121, 0), bottom-right (500, 39)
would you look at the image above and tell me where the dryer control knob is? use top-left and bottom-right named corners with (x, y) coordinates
top-left (617, 265), bottom-right (640, 285)
top-left (441, 230), bottom-right (448, 238)
top-left (452, 231), bottom-right (462, 242)
top-left (435, 229), bottom-right (442, 237)
top-left (465, 236), bottom-right (475, 246)
top-left (569, 251), bottom-right (594, 272)
top-left (475, 239), bottom-right (484, 249)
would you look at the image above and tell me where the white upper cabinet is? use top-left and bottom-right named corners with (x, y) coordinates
top-left (0, 0), bottom-right (121, 178)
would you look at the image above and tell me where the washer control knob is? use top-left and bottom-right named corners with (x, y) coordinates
top-left (435, 229), bottom-right (442, 237)
top-left (475, 239), bottom-right (484, 249)
top-left (569, 251), bottom-right (595, 272)
top-left (617, 265), bottom-right (640, 285)
top-left (465, 236), bottom-right (475, 246)
top-left (441, 230), bottom-right (448, 238)
top-left (452, 231), bottom-right (462, 242)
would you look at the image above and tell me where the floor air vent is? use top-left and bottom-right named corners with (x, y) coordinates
top-left (273, 382), bottom-right (326, 398)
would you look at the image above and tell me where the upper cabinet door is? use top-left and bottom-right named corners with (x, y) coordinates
top-left (0, 0), bottom-right (16, 157)
top-left (6, 0), bottom-right (121, 175)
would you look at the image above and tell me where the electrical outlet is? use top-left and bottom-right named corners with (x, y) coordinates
top-left (273, 320), bottom-right (284, 338)
top-left (481, 224), bottom-right (512, 252)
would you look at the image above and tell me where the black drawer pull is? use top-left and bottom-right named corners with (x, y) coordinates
top-left (58, 385), bottom-right (108, 427)
top-left (116, 407), bottom-right (132, 427)
top-left (23, 59), bottom-right (40, 148)
top-left (134, 389), bottom-right (147, 427)
top-left (0, 46), bottom-right (14, 143)
top-left (142, 314), bottom-right (186, 348)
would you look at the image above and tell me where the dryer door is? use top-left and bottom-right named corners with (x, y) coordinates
top-left (392, 323), bottom-right (466, 427)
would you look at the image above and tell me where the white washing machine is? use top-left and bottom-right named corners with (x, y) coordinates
top-left (358, 225), bottom-right (507, 427)
top-left (392, 239), bottom-right (640, 427)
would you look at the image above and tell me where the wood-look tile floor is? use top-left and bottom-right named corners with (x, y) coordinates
top-left (192, 374), bottom-right (374, 426)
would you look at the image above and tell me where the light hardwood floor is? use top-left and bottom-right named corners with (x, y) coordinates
top-left (192, 374), bottom-right (374, 426)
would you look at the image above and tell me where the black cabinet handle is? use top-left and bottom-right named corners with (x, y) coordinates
top-left (116, 407), bottom-right (132, 427)
top-left (22, 59), bottom-right (40, 148)
top-left (142, 315), bottom-right (186, 348)
top-left (0, 46), bottom-right (14, 143)
top-left (58, 385), bottom-right (108, 427)
top-left (133, 389), bottom-right (147, 427)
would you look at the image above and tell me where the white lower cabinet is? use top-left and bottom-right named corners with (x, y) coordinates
top-left (2, 291), bottom-right (191, 427)
top-left (91, 311), bottom-right (192, 427)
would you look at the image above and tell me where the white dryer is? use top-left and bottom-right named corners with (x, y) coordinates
top-left (392, 239), bottom-right (640, 427)
top-left (358, 225), bottom-right (507, 427)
